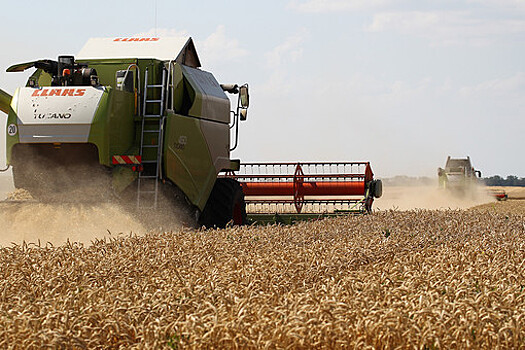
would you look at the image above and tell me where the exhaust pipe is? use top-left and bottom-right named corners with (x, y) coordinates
top-left (0, 88), bottom-right (12, 114)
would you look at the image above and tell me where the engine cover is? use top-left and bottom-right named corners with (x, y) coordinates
top-left (15, 86), bottom-right (104, 143)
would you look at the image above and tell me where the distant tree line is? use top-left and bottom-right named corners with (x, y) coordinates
top-left (381, 175), bottom-right (525, 187)
top-left (483, 175), bottom-right (525, 186)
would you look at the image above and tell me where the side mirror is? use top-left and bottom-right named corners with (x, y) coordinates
top-left (240, 108), bottom-right (247, 121)
top-left (220, 84), bottom-right (239, 94)
top-left (239, 85), bottom-right (249, 108)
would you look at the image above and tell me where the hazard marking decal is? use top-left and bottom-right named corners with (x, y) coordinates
top-left (7, 124), bottom-right (17, 136)
top-left (112, 155), bottom-right (142, 165)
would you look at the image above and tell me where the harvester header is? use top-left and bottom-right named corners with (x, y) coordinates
top-left (221, 162), bottom-right (382, 223)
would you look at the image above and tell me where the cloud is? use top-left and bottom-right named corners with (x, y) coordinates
top-left (289, 0), bottom-right (525, 14)
top-left (200, 25), bottom-right (248, 63)
top-left (265, 29), bottom-right (308, 68)
top-left (135, 28), bottom-right (190, 40)
top-left (459, 72), bottom-right (525, 97)
top-left (261, 29), bottom-right (309, 94)
top-left (466, 0), bottom-right (525, 10)
top-left (288, 0), bottom-right (389, 13)
top-left (366, 11), bottom-right (525, 46)
top-left (137, 26), bottom-right (248, 64)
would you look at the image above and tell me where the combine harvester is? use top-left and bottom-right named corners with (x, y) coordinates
top-left (438, 156), bottom-right (507, 201)
top-left (0, 37), bottom-right (381, 227)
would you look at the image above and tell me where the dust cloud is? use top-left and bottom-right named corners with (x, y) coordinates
top-left (0, 202), bottom-right (146, 247)
top-left (375, 182), bottom-right (495, 211)
top-left (0, 175), bottom-right (192, 248)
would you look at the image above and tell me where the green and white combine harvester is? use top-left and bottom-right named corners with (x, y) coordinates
top-left (0, 37), bottom-right (382, 227)
top-left (438, 156), bottom-right (507, 201)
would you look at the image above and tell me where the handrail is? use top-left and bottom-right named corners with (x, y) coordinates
top-left (124, 64), bottom-right (141, 115)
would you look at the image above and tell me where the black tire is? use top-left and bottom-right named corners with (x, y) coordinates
top-left (372, 179), bottom-right (383, 198)
top-left (199, 178), bottom-right (247, 228)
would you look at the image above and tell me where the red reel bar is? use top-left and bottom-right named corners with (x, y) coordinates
top-left (241, 181), bottom-right (365, 196)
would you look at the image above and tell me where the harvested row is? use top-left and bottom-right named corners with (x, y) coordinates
top-left (471, 199), bottom-right (525, 215)
top-left (0, 209), bottom-right (524, 348)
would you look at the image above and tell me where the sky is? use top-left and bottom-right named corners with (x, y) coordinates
top-left (0, 0), bottom-right (524, 178)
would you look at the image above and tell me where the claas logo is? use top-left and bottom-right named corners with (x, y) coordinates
top-left (113, 37), bottom-right (160, 42)
top-left (32, 88), bottom-right (86, 97)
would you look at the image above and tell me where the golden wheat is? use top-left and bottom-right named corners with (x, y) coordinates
top-left (0, 206), bottom-right (524, 348)
top-left (471, 199), bottom-right (525, 215)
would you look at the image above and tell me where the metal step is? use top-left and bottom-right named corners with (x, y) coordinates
top-left (139, 175), bottom-right (158, 179)
top-left (145, 99), bottom-right (162, 103)
top-left (142, 144), bottom-right (159, 148)
top-left (143, 129), bottom-right (161, 133)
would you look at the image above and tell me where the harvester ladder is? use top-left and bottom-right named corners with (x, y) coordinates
top-left (137, 68), bottom-right (167, 209)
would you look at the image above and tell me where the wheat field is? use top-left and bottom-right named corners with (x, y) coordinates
top-left (0, 202), bottom-right (524, 348)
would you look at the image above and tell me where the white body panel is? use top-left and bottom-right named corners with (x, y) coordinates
top-left (78, 37), bottom-right (189, 60)
top-left (15, 87), bottom-right (104, 143)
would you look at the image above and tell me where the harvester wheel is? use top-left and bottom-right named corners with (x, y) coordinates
top-left (371, 179), bottom-right (383, 198)
top-left (199, 178), bottom-right (247, 228)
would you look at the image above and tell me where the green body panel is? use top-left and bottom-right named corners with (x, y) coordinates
top-left (28, 69), bottom-right (51, 87)
top-left (171, 64), bottom-right (184, 112)
top-left (76, 59), bottom-right (161, 91)
top-left (112, 166), bottom-right (136, 193)
top-left (187, 85), bottom-right (203, 119)
top-left (164, 112), bottom-right (216, 210)
top-left (0, 88), bottom-right (11, 114)
top-left (6, 89), bottom-right (20, 163)
top-left (87, 87), bottom-right (135, 166)
top-left (87, 90), bottom-right (111, 165)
